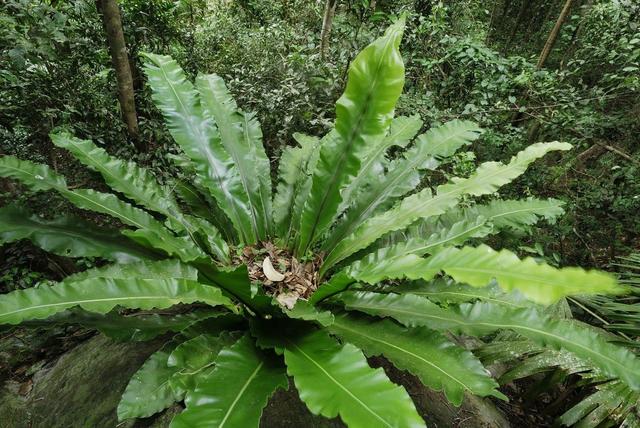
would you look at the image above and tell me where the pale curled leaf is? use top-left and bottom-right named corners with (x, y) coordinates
top-left (262, 256), bottom-right (285, 282)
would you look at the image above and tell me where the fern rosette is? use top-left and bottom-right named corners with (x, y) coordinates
top-left (0, 17), bottom-right (636, 427)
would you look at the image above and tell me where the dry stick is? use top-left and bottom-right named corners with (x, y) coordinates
top-left (97, 0), bottom-right (142, 150)
top-left (593, 140), bottom-right (640, 167)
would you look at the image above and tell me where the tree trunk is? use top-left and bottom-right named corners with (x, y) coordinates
top-left (320, 0), bottom-right (338, 60)
top-left (537, 0), bottom-right (576, 68)
top-left (97, 0), bottom-right (142, 149)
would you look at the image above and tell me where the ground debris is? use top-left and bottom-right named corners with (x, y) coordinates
top-left (233, 242), bottom-right (321, 308)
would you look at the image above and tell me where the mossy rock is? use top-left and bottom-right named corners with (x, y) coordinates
top-left (0, 334), bottom-right (161, 428)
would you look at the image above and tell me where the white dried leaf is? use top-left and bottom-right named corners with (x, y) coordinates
top-left (263, 256), bottom-right (285, 282)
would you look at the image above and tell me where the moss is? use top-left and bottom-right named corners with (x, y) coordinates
top-left (1, 334), bottom-right (161, 428)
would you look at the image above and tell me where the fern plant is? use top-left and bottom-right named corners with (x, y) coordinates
top-left (0, 18), bottom-right (638, 427)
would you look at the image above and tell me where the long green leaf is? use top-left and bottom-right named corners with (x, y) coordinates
top-left (307, 270), bottom-right (356, 304)
top-left (118, 343), bottom-right (180, 420)
top-left (336, 291), bottom-right (640, 391)
top-left (143, 53), bottom-right (255, 243)
top-left (282, 328), bottom-right (424, 427)
top-left (63, 259), bottom-right (198, 282)
top-left (348, 244), bottom-right (621, 304)
top-left (0, 205), bottom-right (156, 263)
top-left (123, 229), bottom-right (205, 262)
top-left (329, 312), bottom-right (503, 406)
top-left (273, 133), bottom-right (321, 240)
top-left (321, 142), bottom-right (572, 274)
top-left (171, 335), bottom-right (287, 428)
top-left (559, 381), bottom-right (636, 427)
top-left (50, 132), bottom-right (181, 222)
top-left (0, 156), bottom-right (203, 261)
top-left (197, 74), bottom-right (272, 240)
top-left (0, 156), bottom-right (163, 232)
top-left (0, 155), bottom-right (68, 190)
top-left (50, 133), bottom-right (229, 260)
top-left (336, 115), bottom-right (423, 214)
top-left (352, 216), bottom-right (492, 274)
top-left (322, 119), bottom-right (481, 252)
top-left (466, 197), bottom-right (565, 231)
top-left (0, 277), bottom-right (235, 325)
top-left (296, 17), bottom-right (406, 255)
top-left (22, 309), bottom-right (221, 342)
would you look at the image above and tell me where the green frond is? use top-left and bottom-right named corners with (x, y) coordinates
top-left (347, 244), bottom-right (621, 304)
top-left (335, 291), bottom-right (640, 391)
top-left (559, 381), bottom-right (638, 427)
top-left (118, 343), bottom-right (181, 420)
top-left (143, 53), bottom-right (256, 243)
top-left (50, 132), bottom-right (181, 223)
top-left (171, 335), bottom-right (287, 428)
top-left (196, 74), bottom-right (272, 240)
top-left (0, 276), bottom-right (235, 325)
top-left (0, 205), bottom-right (156, 263)
top-left (321, 142), bottom-right (572, 274)
top-left (167, 333), bottom-right (239, 397)
top-left (356, 216), bottom-right (493, 270)
top-left (322, 119), bottom-right (481, 253)
top-left (395, 279), bottom-right (530, 308)
top-left (329, 312), bottom-right (504, 406)
top-left (336, 114), bottom-right (423, 215)
top-left (295, 18), bottom-right (407, 255)
top-left (272, 133), bottom-right (321, 240)
top-left (21, 309), bottom-right (222, 342)
top-left (0, 156), bottom-right (205, 261)
top-left (279, 328), bottom-right (425, 427)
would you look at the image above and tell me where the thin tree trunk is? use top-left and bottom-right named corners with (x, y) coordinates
top-left (537, 0), bottom-right (576, 68)
top-left (320, 0), bottom-right (338, 60)
top-left (97, 0), bottom-right (141, 149)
